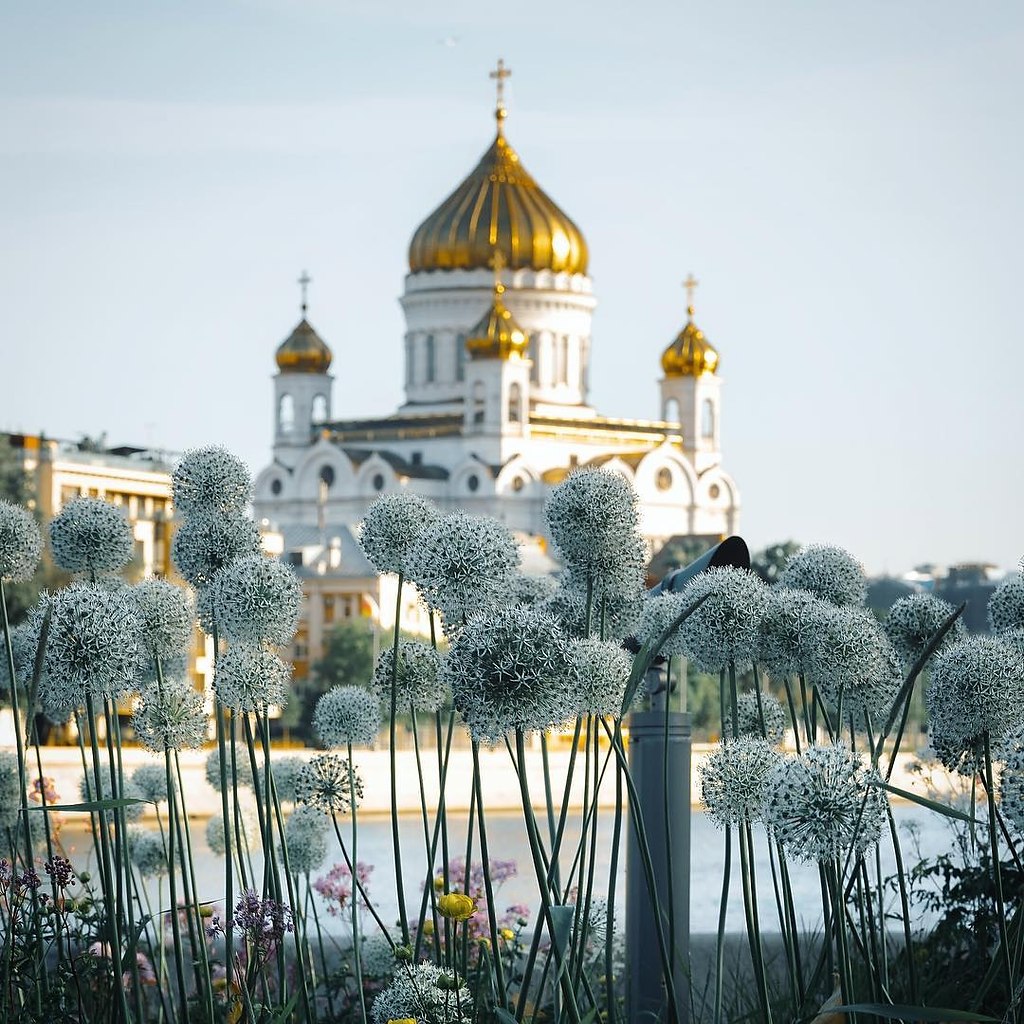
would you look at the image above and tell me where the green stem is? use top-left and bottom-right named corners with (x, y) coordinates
top-left (471, 740), bottom-right (507, 1007)
top-left (984, 732), bottom-right (1016, 1020)
top-left (388, 573), bottom-right (410, 944)
top-left (347, 739), bottom-right (367, 1024)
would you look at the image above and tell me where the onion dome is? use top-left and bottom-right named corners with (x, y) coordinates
top-left (275, 318), bottom-right (332, 374)
top-left (465, 278), bottom-right (529, 361)
top-left (661, 304), bottom-right (719, 378)
top-left (408, 105), bottom-right (588, 275)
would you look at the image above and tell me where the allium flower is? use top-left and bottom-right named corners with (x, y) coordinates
top-left (313, 686), bottom-right (380, 747)
top-left (0, 622), bottom-right (37, 695)
top-left (359, 492), bottom-right (441, 576)
top-left (131, 579), bottom-right (194, 661)
top-left (569, 638), bottom-right (633, 719)
top-left (171, 512), bottom-right (261, 588)
top-left (757, 587), bottom-right (826, 679)
top-left (133, 677), bottom-right (208, 753)
top-left (41, 583), bottom-right (142, 712)
top-left (127, 827), bottom-right (167, 877)
top-left (361, 932), bottom-right (399, 978)
top-left (295, 753), bottom-right (362, 814)
top-left (988, 575), bottom-right (1024, 634)
top-left (213, 643), bottom-right (290, 712)
top-left (502, 572), bottom-right (558, 608)
top-left (232, 889), bottom-right (293, 962)
top-left (195, 586), bottom-right (217, 636)
top-left (540, 582), bottom-right (643, 642)
top-left (675, 567), bottom-right (769, 672)
top-left (805, 605), bottom-right (901, 728)
top-left (442, 606), bottom-right (575, 744)
top-left (925, 636), bottom-right (1024, 772)
top-left (763, 744), bottom-right (888, 862)
top-left (48, 497), bottom-right (134, 575)
top-left (205, 744), bottom-right (255, 791)
top-left (884, 593), bottom-right (965, 667)
top-left (372, 962), bottom-right (473, 1024)
top-left (211, 554), bottom-right (302, 647)
top-left (735, 691), bottom-right (788, 745)
top-left (0, 501), bottom-right (42, 581)
top-left (130, 762), bottom-right (169, 803)
top-left (1000, 737), bottom-right (1024, 833)
top-left (699, 738), bottom-right (781, 828)
top-left (206, 806), bottom-right (259, 856)
top-left (637, 592), bottom-right (692, 657)
top-left (0, 751), bottom-right (23, 829)
top-left (372, 642), bottom-right (447, 713)
top-left (778, 545), bottom-right (866, 608)
top-left (259, 755), bottom-right (306, 804)
top-left (172, 446), bottom-right (251, 516)
top-left (279, 805), bottom-right (329, 875)
top-left (406, 511), bottom-right (520, 623)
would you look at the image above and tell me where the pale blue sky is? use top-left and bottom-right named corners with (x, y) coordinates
top-left (1, 1), bottom-right (1019, 574)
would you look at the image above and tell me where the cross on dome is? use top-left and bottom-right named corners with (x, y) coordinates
top-left (488, 248), bottom-right (508, 293)
top-left (298, 269), bottom-right (312, 315)
top-left (490, 58), bottom-right (512, 129)
top-left (683, 272), bottom-right (699, 316)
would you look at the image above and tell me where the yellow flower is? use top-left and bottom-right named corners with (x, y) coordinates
top-left (500, 928), bottom-right (515, 941)
top-left (422, 920), bottom-right (434, 935)
top-left (437, 891), bottom-right (476, 921)
top-left (387, 1019), bottom-right (416, 1024)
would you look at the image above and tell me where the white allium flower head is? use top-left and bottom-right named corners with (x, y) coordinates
top-left (699, 737), bottom-right (782, 828)
top-left (360, 932), bottom-right (399, 978)
top-left (205, 744), bottom-right (255, 791)
top-left (79, 773), bottom-right (145, 822)
top-left (295, 753), bottom-right (363, 814)
top-left (133, 676), bottom-right (208, 753)
top-left (735, 691), bottom-right (788, 745)
top-left (257, 755), bottom-right (307, 804)
top-left (130, 579), bottom-right (194, 661)
top-left (502, 572), bottom-right (558, 608)
top-left (313, 685), bottom-right (381, 747)
top-left (777, 545), bottom-right (866, 608)
top-left (41, 583), bottom-right (142, 712)
top-left (757, 587), bottom-right (827, 679)
top-left (988, 575), bottom-right (1024, 634)
top-left (0, 501), bottom-right (42, 582)
top-left (1000, 735), bottom-right (1024, 833)
top-left (213, 643), bottom-right (291, 712)
top-left (130, 762), bottom-right (169, 803)
top-left (637, 592), bottom-right (692, 657)
top-left (676, 567), bottom-right (770, 672)
top-left (542, 578), bottom-right (644, 642)
top-left (569, 638), bottom-right (634, 719)
top-left (358, 492), bottom-right (441, 576)
top-left (884, 592), bottom-right (966, 668)
top-left (171, 512), bottom-right (261, 588)
top-left (0, 621), bottom-right (38, 695)
top-left (195, 585), bottom-right (217, 635)
top-left (442, 606), bottom-right (575, 744)
top-left (48, 497), bottom-right (134, 575)
top-left (805, 605), bottom-right (902, 729)
top-left (171, 445), bottom-right (251, 516)
top-left (0, 751), bottom-right (22, 829)
top-left (279, 804), bottom-right (329, 875)
top-left (372, 962), bottom-right (473, 1024)
top-left (206, 806), bottom-right (259, 856)
top-left (372, 641), bottom-right (447, 713)
top-left (763, 744), bottom-right (888, 862)
top-left (406, 511), bottom-right (520, 623)
top-left (925, 635), bottom-right (1024, 773)
top-left (127, 827), bottom-right (167, 878)
top-left (212, 554), bottom-right (302, 647)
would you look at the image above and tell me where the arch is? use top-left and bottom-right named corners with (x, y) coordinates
top-left (635, 445), bottom-right (698, 504)
top-left (701, 398), bottom-right (716, 439)
top-left (294, 440), bottom-right (356, 499)
top-left (311, 394), bottom-right (328, 424)
top-left (471, 381), bottom-right (485, 425)
top-left (254, 464), bottom-right (292, 502)
top-left (278, 393), bottom-right (295, 432)
top-left (495, 456), bottom-right (540, 496)
top-left (507, 382), bottom-right (522, 424)
top-left (355, 454), bottom-right (397, 496)
top-left (663, 398), bottom-right (681, 424)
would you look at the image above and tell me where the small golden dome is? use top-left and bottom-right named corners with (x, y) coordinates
top-left (465, 282), bottom-right (529, 361)
top-left (661, 306), bottom-right (719, 377)
top-left (275, 318), bottom-right (333, 374)
top-left (408, 115), bottom-right (588, 275)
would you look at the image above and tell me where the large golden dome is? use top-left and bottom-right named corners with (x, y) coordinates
top-left (276, 318), bottom-right (332, 374)
top-left (408, 109), bottom-right (588, 276)
top-left (661, 306), bottom-right (719, 378)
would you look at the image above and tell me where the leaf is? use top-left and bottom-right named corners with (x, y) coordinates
top-left (494, 1010), bottom-right (519, 1024)
top-left (548, 904), bottom-right (575, 961)
top-left (24, 797), bottom-right (149, 814)
top-left (830, 1004), bottom-right (998, 1022)
top-left (871, 781), bottom-right (982, 824)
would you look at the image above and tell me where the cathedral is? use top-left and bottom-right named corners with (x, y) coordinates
top-left (254, 63), bottom-right (739, 564)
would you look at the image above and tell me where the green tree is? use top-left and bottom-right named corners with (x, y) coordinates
top-left (750, 540), bottom-right (801, 585)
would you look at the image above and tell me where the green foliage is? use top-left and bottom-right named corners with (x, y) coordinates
top-left (749, 540), bottom-right (800, 585)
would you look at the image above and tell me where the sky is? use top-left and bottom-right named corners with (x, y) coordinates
top-left (0, 1), bottom-right (1020, 576)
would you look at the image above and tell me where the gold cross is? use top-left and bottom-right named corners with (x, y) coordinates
top-left (683, 273), bottom-right (699, 308)
top-left (298, 269), bottom-right (312, 314)
top-left (488, 249), bottom-right (507, 292)
top-left (490, 58), bottom-right (511, 110)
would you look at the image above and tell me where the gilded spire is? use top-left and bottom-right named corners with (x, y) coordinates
top-left (661, 273), bottom-right (719, 378)
top-left (276, 271), bottom-right (332, 374)
top-left (489, 58), bottom-right (511, 135)
top-left (465, 247), bottom-right (529, 361)
top-left (298, 269), bottom-right (312, 316)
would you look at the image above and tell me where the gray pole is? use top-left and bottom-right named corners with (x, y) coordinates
top-left (625, 662), bottom-right (691, 1024)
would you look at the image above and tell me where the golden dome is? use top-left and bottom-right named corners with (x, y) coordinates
top-left (408, 110), bottom-right (588, 275)
top-left (465, 281), bottom-right (529, 361)
top-left (276, 318), bottom-right (332, 374)
top-left (661, 305), bottom-right (719, 377)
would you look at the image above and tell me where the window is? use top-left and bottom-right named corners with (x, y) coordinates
top-left (372, 473), bottom-right (385, 491)
top-left (456, 333), bottom-right (466, 382)
top-left (467, 474), bottom-right (480, 492)
top-left (270, 478), bottom-right (283, 496)
top-left (664, 398), bottom-right (680, 424)
top-left (709, 483), bottom-right (721, 499)
top-left (311, 394), bottom-right (327, 423)
top-left (507, 383), bottom-right (522, 424)
top-left (319, 465), bottom-right (335, 488)
top-left (323, 594), bottom-right (335, 624)
top-left (404, 334), bottom-right (413, 386)
top-left (656, 467), bottom-right (673, 491)
top-left (425, 334), bottom-right (436, 383)
top-left (279, 394), bottom-right (295, 431)
top-left (472, 382), bottom-right (485, 425)
top-left (701, 399), bottom-right (715, 439)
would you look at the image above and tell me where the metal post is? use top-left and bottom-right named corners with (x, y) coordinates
top-left (625, 663), bottom-right (691, 1024)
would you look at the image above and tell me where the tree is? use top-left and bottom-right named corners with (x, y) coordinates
top-left (750, 540), bottom-right (801, 585)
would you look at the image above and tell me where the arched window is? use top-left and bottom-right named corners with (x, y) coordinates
top-left (456, 333), bottom-right (466, 382)
top-left (507, 383), bottom-right (522, 424)
top-left (404, 335), bottom-right (413, 386)
top-left (311, 394), bottom-right (327, 423)
top-left (472, 382), bottom-right (485, 425)
top-left (278, 394), bottom-right (294, 431)
top-left (701, 398), bottom-right (715, 439)
top-left (425, 334), bottom-right (436, 383)
top-left (664, 398), bottom-right (680, 424)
